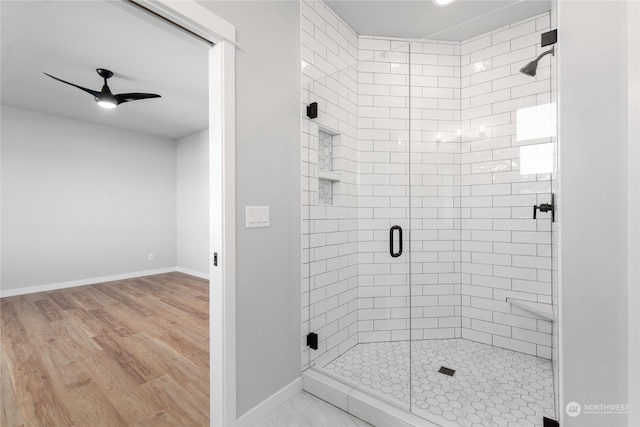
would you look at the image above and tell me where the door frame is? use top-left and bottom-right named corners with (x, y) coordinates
top-left (126, 2), bottom-right (237, 426)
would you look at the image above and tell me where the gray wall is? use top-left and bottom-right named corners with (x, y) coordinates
top-left (558, 2), bottom-right (633, 425)
top-left (1, 106), bottom-right (177, 291)
top-left (197, 1), bottom-right (302, 418)
top-left (628, 2), bottom-right (640, 425)
top-left (177, 129), bottom-right (209, 276)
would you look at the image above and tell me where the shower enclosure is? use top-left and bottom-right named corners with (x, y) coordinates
top-left (301, 1), bottom-right (559, 425)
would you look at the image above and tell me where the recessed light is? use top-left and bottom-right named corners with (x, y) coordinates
top-left (433, 0), bottom-right (456, 5)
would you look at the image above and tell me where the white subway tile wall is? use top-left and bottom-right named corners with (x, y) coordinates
top-left (459, 12), bottom-right (554, 359)
top-left (302, 0), bottom-right (555, 371)
top-left (406, 38), bottom-right (462, 343)
top-left (302, 0), bottom-right (360, 370)
top-left (358, 36), bottom-right (411, 346)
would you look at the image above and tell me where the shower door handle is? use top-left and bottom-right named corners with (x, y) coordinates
top-left (390, 225), bottom-right (403, 258)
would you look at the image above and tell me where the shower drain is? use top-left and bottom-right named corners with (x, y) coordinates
top-left (438, 366), bottom-right (456, 377)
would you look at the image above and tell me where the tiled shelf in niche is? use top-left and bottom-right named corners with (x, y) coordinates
top-left (317, 127), bottom-right (341, 206)
top-left (318, 170), bottom-right (341, 181)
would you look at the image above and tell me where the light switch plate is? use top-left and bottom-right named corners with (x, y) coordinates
top-left (246, 206), bottom-right (270, 228)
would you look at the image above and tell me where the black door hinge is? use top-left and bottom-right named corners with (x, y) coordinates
top-left (306, 102), bottom-right (318, 119)
top-left (306, 332), bottom-right (318, 350)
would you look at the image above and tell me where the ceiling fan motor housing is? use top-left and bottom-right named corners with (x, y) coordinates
top-left (96, 68), bottom-right (114, 79)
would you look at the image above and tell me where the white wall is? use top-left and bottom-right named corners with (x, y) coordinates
top-left (196, 1), bottom-right (302, 418)
top-left (177, 129), bottom-right (209, 277)
top-left (558, 1), bottom-right (632, 426)
top-left (1, 106), bottom-right (177, 291)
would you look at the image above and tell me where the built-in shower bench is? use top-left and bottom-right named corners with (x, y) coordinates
top-left (506, 298), bottom-right (555, 321)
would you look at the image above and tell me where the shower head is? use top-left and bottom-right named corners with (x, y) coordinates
top-left (520, 46), bottom-right (555, 77)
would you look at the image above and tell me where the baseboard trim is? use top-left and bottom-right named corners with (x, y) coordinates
top-left (0, 267), bottom-right (178, 298)
top-left (175, 267), bottom-right (210, 280)
top-left (236, 377), bottom-right (302, 427)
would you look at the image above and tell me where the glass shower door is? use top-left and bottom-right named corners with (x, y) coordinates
top-left (346, 40), bottom-right (413, 406)
top-left (407, 37), bottom-right (464, 422)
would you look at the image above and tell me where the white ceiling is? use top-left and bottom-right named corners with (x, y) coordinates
top-left (324, 0), bottom-right (552, 41)
top-left (1, 1), bottom-right (209, 140)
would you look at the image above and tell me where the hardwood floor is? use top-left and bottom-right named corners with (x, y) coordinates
top-left (0, 272), bottom-right (209, 427)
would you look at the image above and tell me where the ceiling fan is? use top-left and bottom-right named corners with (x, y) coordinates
top-left (44, 68), bottom-right (161, 109)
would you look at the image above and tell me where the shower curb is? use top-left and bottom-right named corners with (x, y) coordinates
top-left (302, 368), bottom-right (452, 427)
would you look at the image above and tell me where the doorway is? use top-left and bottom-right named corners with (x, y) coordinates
top-left (0, 1), bottom-right (236, 425)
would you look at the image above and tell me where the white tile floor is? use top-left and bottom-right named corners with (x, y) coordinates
top-left (253, 391), bottom-right (371, 427)
top-left (323, 339), bottom-right (556, 427)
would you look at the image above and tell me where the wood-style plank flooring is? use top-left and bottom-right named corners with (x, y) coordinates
top-left (0, 272), bottom-right (209, 427)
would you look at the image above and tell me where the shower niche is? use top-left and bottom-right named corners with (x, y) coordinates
top-left (315, 126), bottom-right (342, 206)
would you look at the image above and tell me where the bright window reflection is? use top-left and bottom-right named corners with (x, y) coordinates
top-left (520, 143), bottom-right (553, 175)
top-left (472, 61), bottom-right (488, 73)
top-left (516, 103), bottom-right (556, 141)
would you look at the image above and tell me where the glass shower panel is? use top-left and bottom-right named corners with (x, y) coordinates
top-left (302, 63), bottom-right (361, 372)
top-left (299, 0), bottom-right (361, 372)
top-left (302, 29), bottom-right (413, 406)
top-left (550, 3), bottom-right (560, 417)
top-left (409, 8), bottom-right (558, 425)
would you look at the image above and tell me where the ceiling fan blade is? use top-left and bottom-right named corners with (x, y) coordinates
top-left (115, 93), bottom-right (161, 105)
top-left (44, 72), bottom-right (101, 98)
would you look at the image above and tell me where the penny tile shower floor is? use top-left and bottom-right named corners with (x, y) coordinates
top-left (323, 339), bottom-right (555, 427)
